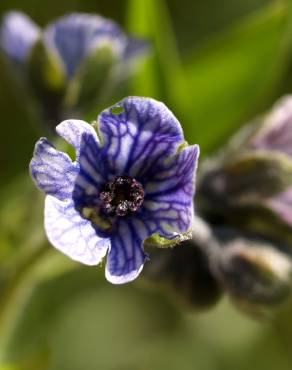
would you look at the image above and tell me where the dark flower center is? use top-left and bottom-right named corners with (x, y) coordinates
top-left (99, 176), bottom-right (144, 217)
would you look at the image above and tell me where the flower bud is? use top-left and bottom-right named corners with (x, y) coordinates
top-left (213, 235), bottom-right (292, 316)
top-left (144, 238), bottom-right (222, 310)
top-left (198, 96), bottom-right (292, 244)
top-left (250, 96), bottom-right (292, 156)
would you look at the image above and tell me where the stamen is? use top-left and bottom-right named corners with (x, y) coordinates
top-left (100, 176), bottom-right (144, 217)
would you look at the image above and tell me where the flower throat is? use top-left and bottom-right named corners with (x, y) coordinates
top-left (100, 176), bottom-right (144, 217)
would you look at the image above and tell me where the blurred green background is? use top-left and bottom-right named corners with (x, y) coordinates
top-left (1, 0), bottom-right (292, 369)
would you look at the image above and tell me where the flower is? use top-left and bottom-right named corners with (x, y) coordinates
top-left (0, 11), bottom-right (148, 123)
top-left (0, 11), bottom-right (147, 78)
top-left (29, 97), bottom-right (199, 284)
top-left (198, 95), bottom-right (292, 243)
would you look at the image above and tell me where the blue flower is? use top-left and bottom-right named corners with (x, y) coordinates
top-left (30, 97), bottom-right (199, 284)
top-left (0, 11), bottom-right (147, 78)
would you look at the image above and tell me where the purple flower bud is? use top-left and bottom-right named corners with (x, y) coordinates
top-left (250, 96), bottom-right (292, 156)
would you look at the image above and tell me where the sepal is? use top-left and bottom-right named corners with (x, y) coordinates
top-left (64, 45), bottom-right (116, 113)
top-left (28, 38), bottom-right (66, 94)
top-left (144, 230), bottom-right (192, 249)
top-left (27, 39), bottom-right (66, 122)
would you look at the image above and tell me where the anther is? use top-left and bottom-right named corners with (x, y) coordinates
top-left (99, 176), bottom-right (144, 217)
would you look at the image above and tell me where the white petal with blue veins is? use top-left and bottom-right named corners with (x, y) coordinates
top-left (98, 97), bottom-right (184, 178)
top-left (105, 218), bottom-right (149, 284)
top-left (142, 144), bottom-right (199, 238)
top-left (30, 138), bottom-right (78, 201)
top-left (56, 119), bottom-right (99, 156)
top-left (45, 196), bottom-right (110, 265)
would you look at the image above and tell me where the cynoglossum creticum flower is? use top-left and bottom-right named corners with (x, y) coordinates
top-left (0, 11), bottom-right (148, 121)
top-left (29, 97), bottom-right (199, 284)
top-left (197, 96), bottom-right (292, 244)
top-left (0, 11), bottom-right (147, 77)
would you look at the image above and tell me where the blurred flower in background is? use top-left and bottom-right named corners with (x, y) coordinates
top-left (0, 12), bottom-right (39, 63)
top-left (192, 95), bottom-right (292, 316)
top-left (198, 96), bottom-right (292, 244)
top-left (0, 11), bottom-right (149, 125)
top-left (249, 97), bottom-right (292, 230)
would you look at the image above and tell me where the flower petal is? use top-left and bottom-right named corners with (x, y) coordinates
top-left (250, 96), bottom-right (292, 156)
top-left (266, 188), bottom-right (292, 226)
top-left (123, 37), bottom-right (149, 60)
top-left (45, 195), bottom-right (110, 265)
top-left (98, 97), bottom-right (184, 178)
top-left (56, 119), bottom-right (106, 206)
top-left (0, 11), bottom-right (40, 62)
top-left (44, 13), bottom-right (126, 78)
top-left (29, 138), bottom-right (78, 201)
top-left (143, 145), bottom-right (200, 238)
top-left (105, 218), bottom-right (149, 284)
top-left (56, 119), bottom-right (99, 156)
